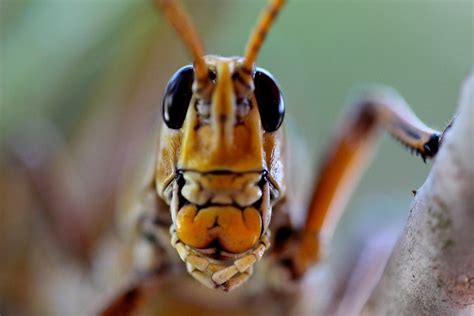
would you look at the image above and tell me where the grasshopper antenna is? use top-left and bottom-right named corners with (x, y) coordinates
top-left (155, 0), bottom-right (210, 96)
top-left (242, 0), bottom-right (286, 76)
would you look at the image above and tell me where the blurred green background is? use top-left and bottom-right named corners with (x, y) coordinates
top-left (0, 0), bottom-right (472, 314)
top-left (2, 0), bottom-right (472, 230)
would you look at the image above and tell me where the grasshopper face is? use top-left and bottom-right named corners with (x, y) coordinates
top-left (155, 55), bottom-right (286, 290)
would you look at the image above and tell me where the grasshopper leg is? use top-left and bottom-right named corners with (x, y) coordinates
top-left (281, 87), bottom-right (442, 279)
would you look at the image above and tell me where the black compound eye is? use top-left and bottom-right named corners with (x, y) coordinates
top-left (254, 68), bottom-right (285, 132)
top-left (162, 65), bottom-right (194, 129)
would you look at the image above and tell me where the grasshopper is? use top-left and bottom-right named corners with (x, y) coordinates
top-left (100, 0), bottom-right (441, 314)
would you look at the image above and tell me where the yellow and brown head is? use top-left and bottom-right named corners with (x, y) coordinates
top-left (154, 0), bottom-right (286, 291)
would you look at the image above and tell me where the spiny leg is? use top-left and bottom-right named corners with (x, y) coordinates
top-left (282, 87), bottom-right (441, 278)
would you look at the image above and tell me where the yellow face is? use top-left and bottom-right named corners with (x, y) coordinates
top-left (155, 55), bottom-right (286, 290)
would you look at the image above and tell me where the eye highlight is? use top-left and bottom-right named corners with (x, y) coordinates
top-left (254, 68), bottom-right (285, 132)
top-left (162, 65), bottom-right (194, 129)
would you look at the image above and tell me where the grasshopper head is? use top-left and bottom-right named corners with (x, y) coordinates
top-left (154, 0), bottom-right (286, 290)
